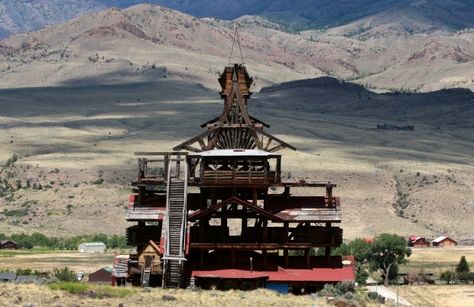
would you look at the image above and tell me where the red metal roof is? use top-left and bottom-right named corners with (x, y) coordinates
top-left (267, 267), bottom-right (355, 282)
top-left (192, 266), bottom-right (355, 282)
top-left (192, 270), bottom-right (269, 279)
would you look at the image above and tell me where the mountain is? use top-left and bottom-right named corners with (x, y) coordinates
top-left (0, 0), bottom-right (105, 39)
top-left (1, 0), bottom-right (474, 39)
top-left (138, 0), bottom-right (474, 31)
top-left (1, 4), bottom-right (473, 92)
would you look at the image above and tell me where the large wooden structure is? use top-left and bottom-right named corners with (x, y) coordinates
top-left (125, 64), bottom-right (354, 292)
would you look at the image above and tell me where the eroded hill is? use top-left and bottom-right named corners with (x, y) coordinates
top-left (0, 4), bottom-right (473, 92)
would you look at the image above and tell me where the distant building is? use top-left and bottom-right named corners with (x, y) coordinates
top-left (78, 242), bottom-right (106, 253)
top-left (0, 240), bottom-right (18, 249)
top-left (0, 273), bottom-right (16, 282)
top-left (408, 236), bottom-right (430, 247)
top-left (88, 267), bottom-right (112, 284)
top-left (432, 236), bottom-right (457, 247)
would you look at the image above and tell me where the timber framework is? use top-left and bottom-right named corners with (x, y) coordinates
top-left (121, 63), bottom-right (354, 293)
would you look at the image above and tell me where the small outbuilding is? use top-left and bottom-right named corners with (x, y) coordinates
top-left (78, 242), bottom-right (106, 253)
top-left (432, 236), bottom-right (457, 247)
top-left (0, 240), bottom-right (18, 249)
top-left (88, 267), bottom-right (113, 284)
top-left (408, 236), bottom-right (430, 247)
top-left (0, 273), bottom-right (17, 282)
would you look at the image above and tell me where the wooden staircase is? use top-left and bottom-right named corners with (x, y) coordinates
top-left (162, 156), bottom-right (188, 288)
top-left (141, 267), bottom-right (151, 287)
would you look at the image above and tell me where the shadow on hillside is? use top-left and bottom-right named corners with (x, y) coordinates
top-left (1, 77), bottom-right (473, 164)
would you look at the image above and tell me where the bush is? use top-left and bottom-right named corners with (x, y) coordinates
top-left (318, 284), bottom-right (341, 297)
top-left (91, 178), bottom-right (105, 185)
top-left (335, 281), bottom-right (355, 293)
top-left (52, 267), bottom-right (77, 282)
top-left (367, 291), bottom-right (379, 300)
top-left (318, 282), bottom-right (354, 298)
top-left (440, 271), bottom-right (455, 284)
top-left (356, 269), bottom-right (369, 285)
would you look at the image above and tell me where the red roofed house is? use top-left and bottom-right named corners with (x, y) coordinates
top-left (432, 236), bottom-right (457, 247)
top-left (408, 236), bottom-right (430, 247)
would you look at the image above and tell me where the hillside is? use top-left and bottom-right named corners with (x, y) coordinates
top-left (0, 4), bottom-right (473, 92)
top-left (0, 0), bottom-right (105, 38)
top-left (145, 0), bottom-right (474, 31)
top-left (2, 0), bottom-right (474, 38)
top-left (0, 77), bottom-right (472, 242)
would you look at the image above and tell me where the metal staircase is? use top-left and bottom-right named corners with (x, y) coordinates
top-left (162, 154), bottom-right (188, 288)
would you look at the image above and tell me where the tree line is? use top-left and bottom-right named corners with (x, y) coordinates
top-left (0, 232), bottom-right (128, 250)
top-left (440, 256), bottom-right (474, 284)
top-left (326, 233), bottom-right (412, 285)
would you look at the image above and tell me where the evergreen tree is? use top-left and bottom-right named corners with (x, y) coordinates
top-left (456, 256), bottom-right (470, 273)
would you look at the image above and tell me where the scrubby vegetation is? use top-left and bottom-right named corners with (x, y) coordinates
top-left (49, 282), bottom-right (136, 298)
top-left (327, 234), bottom-right (411, 285)
top-left (440, 256), bottom-right (474, 284)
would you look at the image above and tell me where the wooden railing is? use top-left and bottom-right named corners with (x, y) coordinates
top-left (201, 170), bottom-right (278, 184)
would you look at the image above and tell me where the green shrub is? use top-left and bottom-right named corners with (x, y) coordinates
top-left (318, 284), bottom-right (340, 297)
top-left (367, 291), bottom-right (379, 300)
top-left (52, 267), bottom-right (76, 282)
top-left (440, 271), bottom-right (455, 284)
top-left (335, 281), bottom-right (355, 293)
top-left (91, 178), bottom-right (105, 185)
top-left (3, 208), bottom-right (28, 217)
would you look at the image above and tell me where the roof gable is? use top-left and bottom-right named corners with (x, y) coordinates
top-left (189, 196), bottom-right (282, 222)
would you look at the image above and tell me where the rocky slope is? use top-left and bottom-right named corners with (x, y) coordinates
top-left (0, 4), bottom-right (473, 92)
top-left (0, 0), bottom-right (105, 38)
top-left (2, 0), bottom-right (474, 38)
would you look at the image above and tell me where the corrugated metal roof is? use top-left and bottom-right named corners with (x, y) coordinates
top-left (192, 267), bottom-right (355, 282)
top-left (79, 242), bottom-right (106, 247)
top-left (191, 149), bottom-right (274, 157)
top-left (275, 206), bottom-right (341, 222)
top-left (432, 236), bottom-right (448, 243)
top-left (126, 207), bottom-right (165, 220)
top-left (192, 270), bottom-right (269, 279)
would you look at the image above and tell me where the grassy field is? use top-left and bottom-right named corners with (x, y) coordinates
top-left (387, 285), bottom-right (474, 307)
top-left (0, 249), bottom-right (118, 273)
top-left (400, 246), bottom-right (474, 275)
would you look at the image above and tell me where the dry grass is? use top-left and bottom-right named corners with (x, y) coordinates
top-left (401, 246), bottom-right (474, 274)
top-left (0, 79), bottom-right (473, 240)
top-left (0, 250), bottom-right (116, 274)
top-left (387, 285), bottom-right (474, 307)
top-left (0, 283), bottom-right (330, 307)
